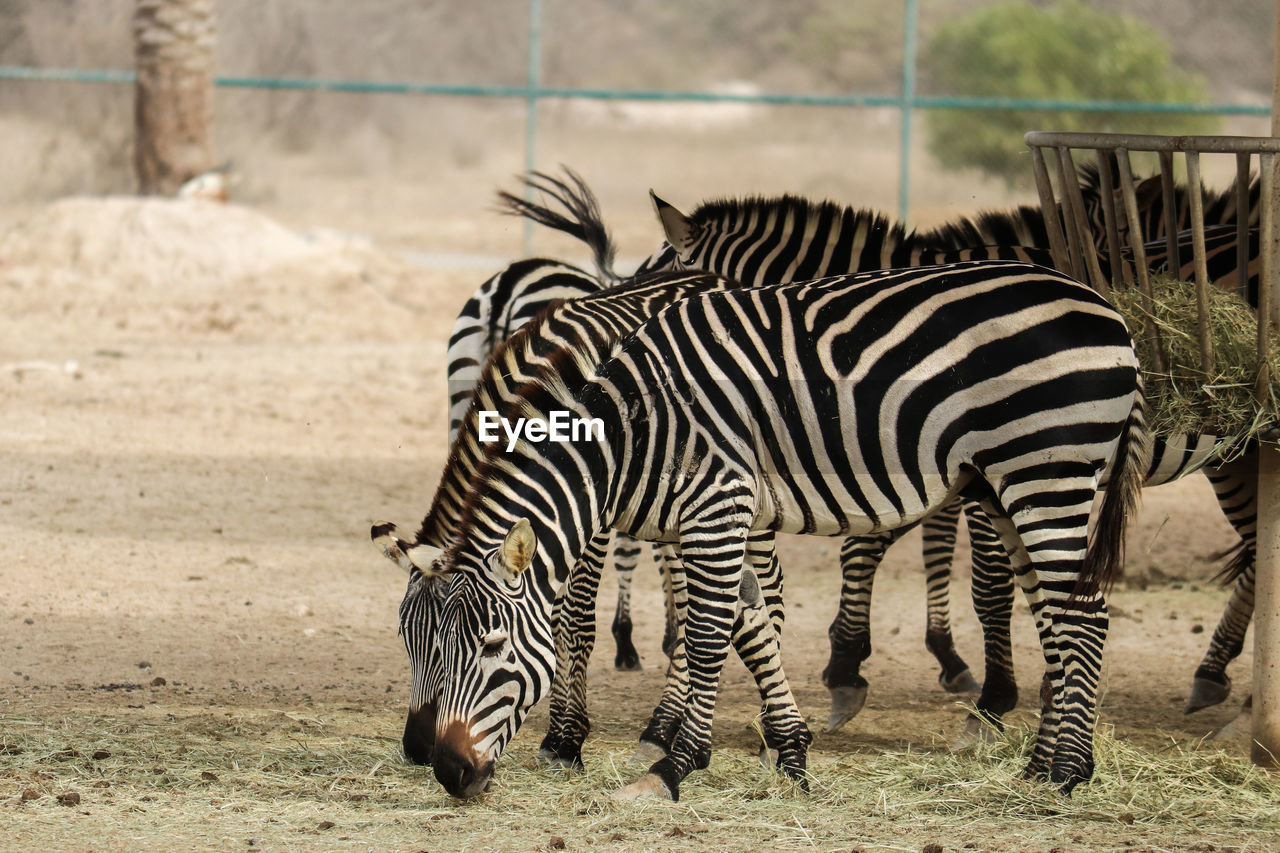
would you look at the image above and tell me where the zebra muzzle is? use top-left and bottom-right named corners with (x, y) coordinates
top-left (402, 704), bottom-right (437, 766)
top-left (432, 721), bottom-right (493, 798)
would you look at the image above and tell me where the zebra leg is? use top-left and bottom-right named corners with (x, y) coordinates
top-left (747, 531), bottom-right (785, 638)
top-left (921, 500), bottom-right (980, 694)
top-left (735, 565), bottom-right (811, 789)
top-left (977, 481), bottom-right (1108, 794)
top-left (610, 533), bottom-right (645, 671)
top-left (637, 534), bottom-right (810, 784)
top-left (1186, 456), bottom-right (1257, 714)
top-left (740, 531), bottom-right (810, 782)
top-left (966, 502), bottom-right (1019, 728)
top-left (823, 531), bottom-right (898, 732)
top-left (537, 531), bottom-right (609, 769)
top-left (619, 517), bottom-right (753, 802)
top-left (635, 545), bottom-right (688, 763)
top-left (1189, 562), bottom-right (1255, 713)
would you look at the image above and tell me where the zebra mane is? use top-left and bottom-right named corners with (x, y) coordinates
top-left (420, 271), bottom-right (732, 563)
top-left (417, 276), bottom-right (662, 554)
top-left (913, 204), bottom-right (1050, 251)
top-left (683, 193), bottom-right (910, 247)
top-left (416, 302), bottom-right (571, 552)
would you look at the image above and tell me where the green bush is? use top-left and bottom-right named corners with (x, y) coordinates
top-left (923, 1), bottom-right (1219, 186)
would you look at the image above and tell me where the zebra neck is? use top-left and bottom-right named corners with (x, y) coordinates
top-left (458, 409), bottom-right (616, 598)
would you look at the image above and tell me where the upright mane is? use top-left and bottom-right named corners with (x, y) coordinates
top-left (685, 193), bottom-right (910, 248)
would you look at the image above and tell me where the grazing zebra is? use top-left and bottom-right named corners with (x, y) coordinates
top-left (517, 174), bottom-right (1257, 729)
top-left (390, 270), bottom-right (808, 780)
top-left (374, 259), bottom-right (1148, 800)
top-left (447, 173), bottom-right (803, 760)
top-left (445, 168), bottom-right (665, 672)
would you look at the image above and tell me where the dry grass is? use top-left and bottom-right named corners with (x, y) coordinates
top-left (1109, 276), bottom-right (1278, 450)
top-left (3, 705), bottom-right (1278, 852)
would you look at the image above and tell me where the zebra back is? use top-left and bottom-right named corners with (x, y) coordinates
top-left (446, 259), bottom-right (600, 440)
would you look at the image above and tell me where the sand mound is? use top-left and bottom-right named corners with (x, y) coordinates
top-left (2, 196), bottom-right (442, 343)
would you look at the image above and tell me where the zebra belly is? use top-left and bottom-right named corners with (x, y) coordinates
top-left (750, 441), bottom-right (971, 536)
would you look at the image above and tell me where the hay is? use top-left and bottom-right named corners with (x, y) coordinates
top-left (4, 707), bottom-right (1280, 851)
top-left (1107, 275), bottom-right (1279, 446)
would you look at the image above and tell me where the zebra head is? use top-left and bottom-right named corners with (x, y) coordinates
top-left (373, 518), bottom-right (557, 799)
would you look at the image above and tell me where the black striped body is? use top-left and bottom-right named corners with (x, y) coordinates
top-left (446, 258), bottom-right (601, 438)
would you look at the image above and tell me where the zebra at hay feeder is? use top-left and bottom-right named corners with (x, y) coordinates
top-left (1025, 131), bottom-right (1280, 767)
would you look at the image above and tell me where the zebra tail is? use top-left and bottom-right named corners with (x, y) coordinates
top-left (495, 166), bottom-right (620, 283)
top-left (1076, 376), bottom-right (1152, 599)
top-left (1210, 540), bottom-right (1253, 586)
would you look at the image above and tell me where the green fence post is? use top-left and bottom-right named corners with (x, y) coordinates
top-left (524, 0), bottom-right (544, 256)
top-left (898, 0), bottom-right (919, 223)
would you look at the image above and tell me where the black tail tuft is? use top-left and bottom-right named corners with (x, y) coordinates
top-left (495, 166), bottom-right (619, 283)
top-left (1210, 540), bottom-right (1254, 586)
top-left (1076, 379), bottom-right (1151, 599)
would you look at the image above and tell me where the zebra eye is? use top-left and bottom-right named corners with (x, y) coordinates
top-left (481, 633), bottom-right (507, 658)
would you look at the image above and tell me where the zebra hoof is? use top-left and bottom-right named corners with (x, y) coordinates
top-left (940, 668), bottom-right (981, 694)
top-left (536, 750), bottom-right (581, 771)
top-left (1184, 675), bottom-right (1231, 714)
top-left (613, 653), bottom-right (643, 671)
top-left (629, 740), bottom-right (668, 765)
top-left (611, 773), bottom-right (672, 801)
top-left (1211, 703), bottom-right (1252, 742)
top-left (825, 685), bottom-right (868, 733)
top-left (949, 714), bottom-right (1000, 752)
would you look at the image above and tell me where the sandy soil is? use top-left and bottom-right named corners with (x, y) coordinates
top-left (0, 193), bottom-right (1269, 852)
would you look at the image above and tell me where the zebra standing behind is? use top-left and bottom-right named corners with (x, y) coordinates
top-left (618, 182), bottom-right (1260, 730)
top-left (373, 260), bottom-right (1148, 800)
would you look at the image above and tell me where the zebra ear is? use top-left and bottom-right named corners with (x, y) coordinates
top-left (650, 190), bottom-right (698, 257)
top-left (371, 522), bottom-right (444, 576)
top-left (497, 518), bottom-right (536, 582)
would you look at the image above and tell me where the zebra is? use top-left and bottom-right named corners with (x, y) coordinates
top-left (373, 259), bottom-right (1148, 800)
top-left (392, 270), bottom-right (809, 779)
top-left (624, 184), bottom-right (1262, 729)
top-left (450, 176), bottom-right (1110, 772)
top-left (515, 174), bottom-right (1256, 730)
top-left (445, 172), bottom-right (809, 766)
top-left (445, 168), bottom-right (664, 672)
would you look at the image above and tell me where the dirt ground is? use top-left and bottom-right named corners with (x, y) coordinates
top-left (0, 182), bottom-right (1274, 852)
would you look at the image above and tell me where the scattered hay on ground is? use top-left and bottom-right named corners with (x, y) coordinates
top-left (3, 707), bottom-right (1278, 852)
top-left (1108, 276), bottom-right (1278, 449)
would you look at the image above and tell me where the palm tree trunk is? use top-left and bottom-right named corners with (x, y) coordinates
top-left (133, 0), bottom-right (215, 195)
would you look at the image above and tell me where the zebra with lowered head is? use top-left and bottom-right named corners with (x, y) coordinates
top-left (386, 269), bottom-right (809, 783)
top-left (373, 259), bottom-right (1147, 800)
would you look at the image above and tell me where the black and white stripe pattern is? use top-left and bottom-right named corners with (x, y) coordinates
top-left (446, 169), bottom-right (669, 672)
top-left (378, 260), bottom-right (1147, 801)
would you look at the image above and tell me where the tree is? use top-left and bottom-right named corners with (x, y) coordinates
top-left (133, 0), bottom-right (215, 195)
top-left (922, 1), bottom-right (1218, 186)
